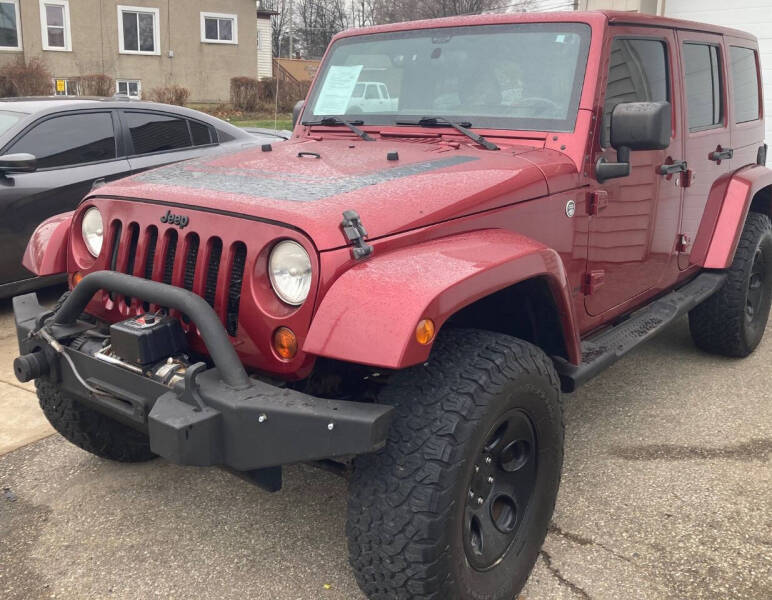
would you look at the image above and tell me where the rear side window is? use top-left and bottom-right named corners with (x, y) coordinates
top-left (124, 112), bottom-right (192, 155)
top-left (603, 38), bottom-right (669, 147)
top-left (730, 46), bottom-right (760, 123)
top-left (189, 120), bottom-right (213, 146)
top-left (8, 112), bottom-right (116, 169)
top-left (683, 43), bottom-right (723, 131)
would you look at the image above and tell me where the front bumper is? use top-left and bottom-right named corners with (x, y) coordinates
top-left (14, 271), bottom-right (393, 474)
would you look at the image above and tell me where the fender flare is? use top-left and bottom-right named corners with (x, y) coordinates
top-left (22, 211), bottom-right (73, 276)
top-left (691, 164), bottom-right (772, 269)
top-left (303, 229), bottom-right (581, 369)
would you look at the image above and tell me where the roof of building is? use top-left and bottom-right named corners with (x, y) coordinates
top-left (273, 58), bottom-right (320, 82)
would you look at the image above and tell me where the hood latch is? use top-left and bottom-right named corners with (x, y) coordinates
top-left (341, 210), bottom-right (373, 260)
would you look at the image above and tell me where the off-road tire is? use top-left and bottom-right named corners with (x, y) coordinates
top-left (689, 212), bottom-right (772, 357)
top-left (36, 379), bottom-right (155, 462)
top-left (346, 329), bottom-right (563, 600)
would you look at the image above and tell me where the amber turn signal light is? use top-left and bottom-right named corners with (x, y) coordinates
top-left (415, 319), bottom-right (436, 345)
top-left (71, 271), bottom-right (84, 287)
top-left (273, 327), bottom-right (298, 360)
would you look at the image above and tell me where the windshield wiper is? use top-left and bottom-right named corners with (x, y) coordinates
top-left (395, 117), bottom-right (499, 151)
top-left (302, 116), bottom-right (374, 142)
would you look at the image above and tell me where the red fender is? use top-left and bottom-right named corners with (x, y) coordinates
top-left (22, 211), bottom-right (73, 276)
top-left (691, 165), bottom-right (772, 269)
top-left (303, 229), bottom-right (581, 369)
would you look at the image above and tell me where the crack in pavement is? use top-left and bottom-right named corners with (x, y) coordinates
top-left (539, 550), bottom-right (592, 600)
top-left (548, 522), bottom-right (634, 565)
top-left (607, 438), bottom-right (772, 462)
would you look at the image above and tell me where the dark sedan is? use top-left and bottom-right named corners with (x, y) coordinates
top-left (0, 97), bottom-right (286, 297)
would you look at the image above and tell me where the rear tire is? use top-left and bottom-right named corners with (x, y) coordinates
top-left (346, 329), bottom-right (563, 600)
top-left (689, 212), bottom-right (772, 357)
top-left (36, 379), bottom-right (155, 463)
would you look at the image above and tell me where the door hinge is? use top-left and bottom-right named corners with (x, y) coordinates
top-left (582, 270), bottom-right (605, 295)
top-left (587, 190), bottom-right (608, 216)
top-left (676, 233), bottom-right (691, 253)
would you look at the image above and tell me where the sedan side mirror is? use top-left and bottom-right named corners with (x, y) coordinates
top-left (596, 102), bottom-right (671, 183)
top-left (0, 153), bottom-right (37, 174)
top-left (292, 100), bottom-right (305, 129)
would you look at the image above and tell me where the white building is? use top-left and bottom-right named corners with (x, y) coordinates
top-left (257, 6), bottom-right (276, 79)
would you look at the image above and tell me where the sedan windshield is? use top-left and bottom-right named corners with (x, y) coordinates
top-left (305, 23), bottom-right (591, 132)
top-left (0, 110), bottom-right (26, 136)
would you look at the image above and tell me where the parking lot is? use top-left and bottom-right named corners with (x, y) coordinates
top-left (0, 288), bottom-right (770, 600)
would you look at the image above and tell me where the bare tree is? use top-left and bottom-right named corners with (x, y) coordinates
top-left (296, 0), bottom-right (350, 58)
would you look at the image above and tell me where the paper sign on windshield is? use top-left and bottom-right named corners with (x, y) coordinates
top-left (314, 65), bottom-right (363, 115)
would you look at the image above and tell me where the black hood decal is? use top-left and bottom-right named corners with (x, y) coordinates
top-left (135, 155), bottom-right (479, 202)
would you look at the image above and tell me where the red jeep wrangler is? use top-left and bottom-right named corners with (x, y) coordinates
top-left (13, 11), bottom-right (770, 600)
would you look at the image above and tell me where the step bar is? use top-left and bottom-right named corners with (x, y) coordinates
top-left (554, 272), bottom-right (727, 392)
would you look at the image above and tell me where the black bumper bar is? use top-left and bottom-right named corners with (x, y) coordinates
top-left (54, 271), bottom-right (250, 389)
top-left (14, 273), bottom-right (393, 473)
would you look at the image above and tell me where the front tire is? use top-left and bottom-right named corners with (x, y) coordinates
top-left (346, 329), bottom-right (563, 600)
top-left (36, 379), bottom-right (155, 463)
top-left (689, 212), bottom-right (772, 357)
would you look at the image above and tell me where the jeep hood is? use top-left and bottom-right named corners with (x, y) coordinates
top-left (97, 138), bottom-right (571, 251)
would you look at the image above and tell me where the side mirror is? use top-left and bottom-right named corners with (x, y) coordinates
top-left (292, 100), bottom-right (305, 129)
top-left (0, 153), bottom-right (37, 174)
top-left (596, 102), bottom-right (671, 183)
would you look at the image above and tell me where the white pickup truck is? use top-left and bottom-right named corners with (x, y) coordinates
top-left (347, 82), bottom-right (398, 113)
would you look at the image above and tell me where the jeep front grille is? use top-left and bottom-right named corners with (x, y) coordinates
top-left (107, 220), bottom-right (246, 336)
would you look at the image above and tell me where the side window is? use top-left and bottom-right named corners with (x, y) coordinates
top-left (352, 83), bottom-right (364, 98)
top-left (365, 85), bottom-right (380, 100)
top-left (730, 46), bottom-right (760, 123)
top-left (683, 43), bottom-right (723, 131)
top-left (124, 112), bottom-right (192, 155)
top-left (189, 120), bottom-right (213, 146)
top-left (8, 112), bottom-right (116, 169)
top-left (603, 38), bottom-right (669, 147)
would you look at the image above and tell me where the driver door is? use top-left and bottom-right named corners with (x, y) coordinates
top-left (585, 28), bottom-right (683, 316)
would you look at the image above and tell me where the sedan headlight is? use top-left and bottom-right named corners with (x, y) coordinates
top-left (268, 240), bottom-right (312, 306)
top-left (81, 207), bottom-right (104, 258)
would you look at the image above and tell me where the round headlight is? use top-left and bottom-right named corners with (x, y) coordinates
top-left (268, 240), bottom-right (312, 306)
top-left (81, 207), bottom-right (104, 258)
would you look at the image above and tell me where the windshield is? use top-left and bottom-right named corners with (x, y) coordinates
top-left (0, 110), bottom-right (26, 136)
top-left (306, 23), bottom-right (591, 132)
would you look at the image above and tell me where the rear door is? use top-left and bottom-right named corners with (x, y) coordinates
top-left (122, 110), bottom-right (218, 173)
top-left (676, 31), bottom-right (733, 269)
top-left (0, 110), bottom-right (129, 285)
top-left (586, 28), bottom-right (683, 316)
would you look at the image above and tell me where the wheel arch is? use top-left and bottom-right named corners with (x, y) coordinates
top-left (304, 229), bottom-right (581, 369)
top-left (22, 211), bottom-right (73, 276)
top-left (691, 165), bottom-right (772, 269)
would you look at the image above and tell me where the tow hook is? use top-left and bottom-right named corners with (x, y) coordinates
top-left (341, 209), bottom-right (373, 260)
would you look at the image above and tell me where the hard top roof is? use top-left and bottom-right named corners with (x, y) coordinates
top-left (332, 10), bottom-right (756, 43)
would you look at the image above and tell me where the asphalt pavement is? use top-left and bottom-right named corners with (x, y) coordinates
top-left (0, 288), bottom-right (770, 600)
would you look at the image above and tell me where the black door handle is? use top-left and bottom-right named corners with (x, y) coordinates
top-left (709, 148), bottom-right (733, 161)
top-left (658, 160), bottom-right (688, 176)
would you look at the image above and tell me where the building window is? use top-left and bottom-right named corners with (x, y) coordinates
top-left (53, 78), bottom-right (79, 96)
top-left (0, 0), bottom-right (21, 51)
top-left (40, 0), bottom-right (72, 51)
top-left (118, 5), bottom-right (159, 55)
top-left (200, 12), bottom-right (237, 44)
top-left (117, 79), bottom-right (141, 99)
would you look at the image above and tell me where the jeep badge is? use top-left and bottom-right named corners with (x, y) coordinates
top-left (160, 210), bottom-right (189, 228)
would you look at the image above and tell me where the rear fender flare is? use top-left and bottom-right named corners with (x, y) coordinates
top-left (691, 165), bottom-right (772, 269)
top-left (22, 211), bottom-right (73, 276)
top-left (303, 229), bottom-right (581, 369)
